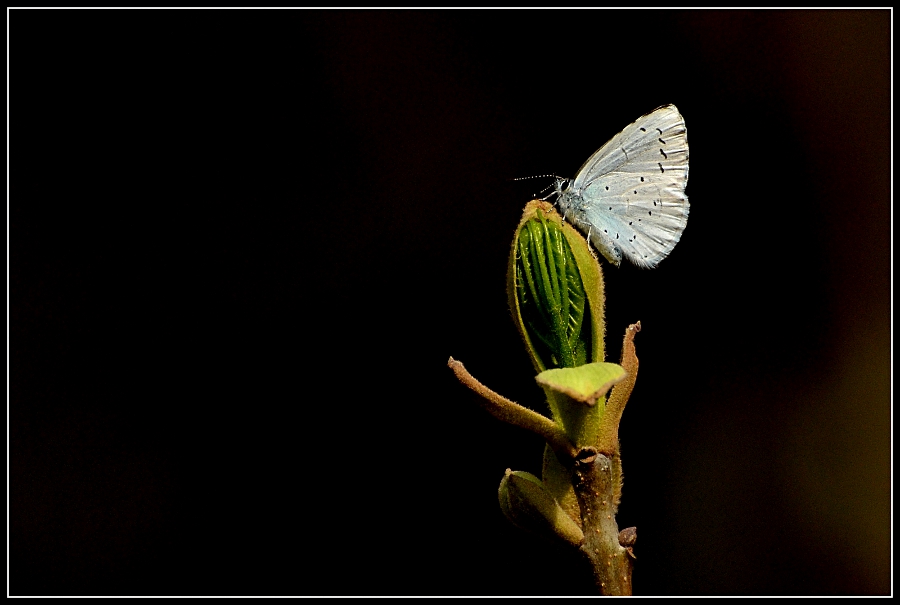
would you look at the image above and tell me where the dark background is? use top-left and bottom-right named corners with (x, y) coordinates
top-left (11, 10), bottom-right (890, 596)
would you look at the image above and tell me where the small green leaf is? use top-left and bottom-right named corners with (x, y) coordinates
top-left (536, 362), bottom-right (627, 450)
top-left (535, 362), bottom-right (627, 405)
top-left (498, 469), bottom-right (584, 547)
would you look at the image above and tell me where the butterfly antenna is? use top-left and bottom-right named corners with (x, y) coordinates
top-left (510, 173), bottom-right (560, 182)
top-left (538, 181), bottom-right (558, 201)
top-left (510, 174), bottom-right (566, 201)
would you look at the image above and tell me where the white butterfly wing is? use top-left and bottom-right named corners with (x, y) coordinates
top-left (572, 105), bottom-right (689, 268)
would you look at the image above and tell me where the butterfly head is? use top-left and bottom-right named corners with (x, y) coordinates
top-left (552, 176), bottom-right (569, 197)
top-left (553, 177), bottom-right (583, 215)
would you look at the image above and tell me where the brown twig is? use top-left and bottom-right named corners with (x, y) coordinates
top-left (573, 448), bottom-right (634, 595)
top-left (448, 357), bottom-right (578, 461)
top-left (595, 322), bottom-right (641, 456)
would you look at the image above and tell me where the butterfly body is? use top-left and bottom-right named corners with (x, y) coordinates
top-left (556, 104), bottom-right (690, 269)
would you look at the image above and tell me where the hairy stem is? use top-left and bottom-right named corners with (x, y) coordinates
top-left (596, 321), bottom-right (641, 456)
top-left (447, 357), bottom-right (578, 461)
top-left (573, 447), bottom-right (635, 595)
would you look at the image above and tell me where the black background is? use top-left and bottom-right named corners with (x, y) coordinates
top-left (11, 9), bottom-right (890, 596)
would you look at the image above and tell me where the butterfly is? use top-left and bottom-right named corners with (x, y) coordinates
top-left (555, 104), bottom-right (689, 269)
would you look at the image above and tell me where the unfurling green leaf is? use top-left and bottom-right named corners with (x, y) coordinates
top-left (508, 201), bottom-right (606, 373)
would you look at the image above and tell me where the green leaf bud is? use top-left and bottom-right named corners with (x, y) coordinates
top-left (508, 201), bottom-right (606, 373)
top-left (498, 469), bottom-right (584, 547)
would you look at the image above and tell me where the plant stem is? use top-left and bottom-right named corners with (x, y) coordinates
top-left (447, 357), bottom-right (578, 461)
top-left (596, 321), bottom-right (641, 457)
top-left (572, 447), bottom-right (634, 595)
